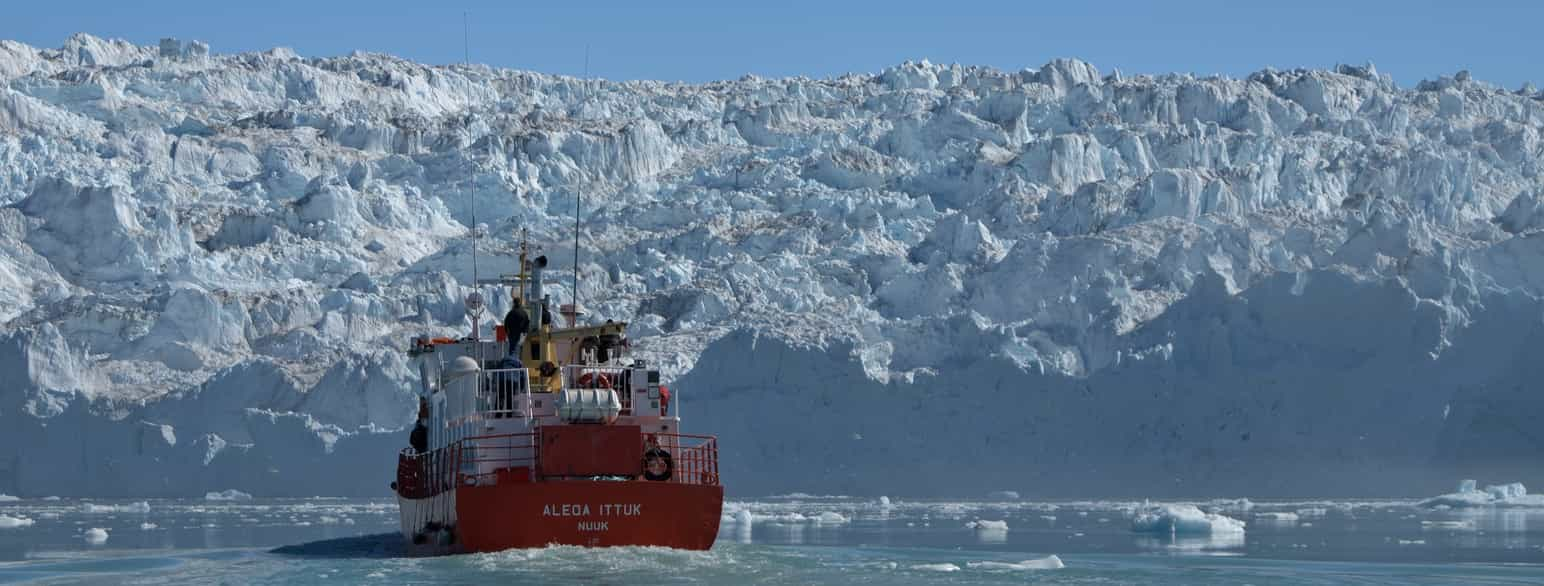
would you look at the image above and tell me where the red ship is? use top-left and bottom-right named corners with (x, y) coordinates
top-left (393, 240), bottom-right (722, 553)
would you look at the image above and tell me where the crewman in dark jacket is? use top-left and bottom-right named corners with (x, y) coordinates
top-left (503, 296), bottom-right (530, 360)
top-left (409, 398), bottom-right (429, 454)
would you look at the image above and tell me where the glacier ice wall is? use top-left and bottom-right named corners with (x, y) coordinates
top-left (3, 35), bottom-right (1544, 496)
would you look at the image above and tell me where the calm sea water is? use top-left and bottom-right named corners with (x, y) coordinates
top-left (0, 496), bottom-right (1541, 584)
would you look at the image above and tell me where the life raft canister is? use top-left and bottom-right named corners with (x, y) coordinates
top-left (577, 370), bottom-right (612, 389)
top-left (643, 446), bottom-right (673, 481)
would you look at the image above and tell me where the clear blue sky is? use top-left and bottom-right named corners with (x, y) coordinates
top-left (4, 0), bottom-right (1539, 89)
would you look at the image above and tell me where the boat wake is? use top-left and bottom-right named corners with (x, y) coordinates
top-left (270, 533), bottom-right (410, 559)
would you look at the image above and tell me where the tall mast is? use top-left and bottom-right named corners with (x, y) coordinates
top-left (465, 11), bottom-right (478, 291)
top-left (572, 45), bottom-right (589, 321)
top-left (463, 11), bottom-right (484, 348)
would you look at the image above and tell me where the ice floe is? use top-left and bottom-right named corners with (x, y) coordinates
top-left (1419, 480), bottom-right (1544, 508)
top-left (1131, 504), bottom-right (1246, 535)
top-left (83, 527), bottom-right (108, 544)
top-left (966, 555), bottom-right (1064, 570)
top-left (206, 489), bottom-right (254, 501)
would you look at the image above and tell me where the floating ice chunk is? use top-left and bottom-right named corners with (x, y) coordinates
top-left (0, 494), bottom-right (19, 502)
top-left (1039, 515), bottom-right (1057, 522)
top-left (877, 496), bottom-right (891, 507)
top-left (934, 503), bottom-right (969, 518)
top-left (735, 509), bottom-right (753, 527)
top-left (966, 519), bottom-right (1009, 531)
top-left (84, 528), bottom-right (109, 544)
top-left (42, 496), bottom-right (60, 501)
top-left (1205, 498), bottom-right (1254, 513)
top-left (812, 511), bottom-right (849, 524)
top-left (206, 489), bottom-right (253, 501)
top-left (320, 516), bottom-right (341, 524)
top-left (1485, 483), bottom-right (1526, 500)
top-left (1421, 520), bottom-right (1475, 530)
top-left (1459, 479), bottom-right (1477, 493)
top-left (910, 563), bottom-right (960, 572)
top-left (987, 491), bottom-right (1020, 500)
top-left (140, 522), bottom-right (158, 530)
top-left (967, 555), bottom-right (1065, 570)
top-left (0, 515), bottom-right (34, 528)
top-left (81, 501), bottom-right (150, 514)
top-left (1295, 507), bottom-right (1328, 517)
top-left (749, 512), bottom-right (808, 525)
top-left (1252, 512), bottom-right (1299, 522)
top-left (1420, 480), bottom-right (1544, 508)
top-left (1398, 539), bottom-right (1426, 545)
top-left (1131, 504), bottom-right (1246, 535)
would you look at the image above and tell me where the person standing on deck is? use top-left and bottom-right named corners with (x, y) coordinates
top-left (503, 295), bottom-right (530, 362)
top-left (409, 398), bottom-right (429, 454)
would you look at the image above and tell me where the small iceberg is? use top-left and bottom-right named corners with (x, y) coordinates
top-left (84, 528), bottom-right (109, 544)
top-left (80, 501), bottom-right (151, 514)
top-left (1419, 480), bottom-right (1544, 508)
top-left (811, 511), bottom-right (850, 524)
top-left (1252, 511), bottom-right (1299, 522)
top-left (1131, 504), bottom-right (1246, 535)
top-left (966, 519), bottom-right (1009, 531)
top-left (967, 555), bottom-right (1065, 570)
top-left (0, 515), bottom-right (34, 528)
top-left (205, 489), bottom-right (254, 501)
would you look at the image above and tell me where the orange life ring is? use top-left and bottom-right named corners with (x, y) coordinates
top-left (576, 371), bottom-right (612, 389)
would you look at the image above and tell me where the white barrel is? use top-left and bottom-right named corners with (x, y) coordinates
top-left (444, 356), bottom-right (480, 421)
top-left (556, 388), bottom-right (622, 424)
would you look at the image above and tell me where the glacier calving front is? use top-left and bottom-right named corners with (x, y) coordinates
top-left (2, 35), bottom-right (1544, 496)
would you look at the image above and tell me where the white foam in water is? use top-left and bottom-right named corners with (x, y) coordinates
top-left (0, 515), bottom-right (35, 528)
top-left (967, 555), bottom-right (1065, 571)
top-left (1131, 504), bottom-right (1246, 535)
top-left (910, 563), bottom-right (960, 572)
top-left (83, 528), bottom-right (109, 544)
top-left (206, 489), bottom-right (254, 501)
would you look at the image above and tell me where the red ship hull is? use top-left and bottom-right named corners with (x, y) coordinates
top-left (396, 430), bottom-right (724, 553)
top-left (456, 473), bottom-right (724, 550)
